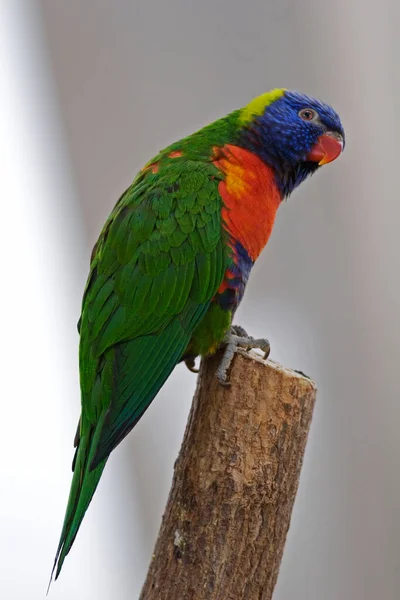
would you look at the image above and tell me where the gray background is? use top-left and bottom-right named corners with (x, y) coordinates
top-left (2, 1), bottom-right (400, 598)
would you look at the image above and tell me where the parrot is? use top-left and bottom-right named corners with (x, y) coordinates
top-left (50, 88), bottom-right (344, 583)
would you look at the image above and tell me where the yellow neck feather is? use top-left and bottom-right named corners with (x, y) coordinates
top-left (239, 88), bottom-right (286, 125)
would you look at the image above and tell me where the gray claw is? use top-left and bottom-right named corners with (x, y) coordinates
top-left (216, 327), bottom-right (271, 386)
top-left (230, 324), bottom-right (249, 337)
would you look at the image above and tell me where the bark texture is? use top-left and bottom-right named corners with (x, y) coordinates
top-left (140, 349), bottom-right (317, 600)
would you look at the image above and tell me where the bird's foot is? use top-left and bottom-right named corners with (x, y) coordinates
top-left (184, 356), bottom-right (199, 374)
top-left (217, 325), bottom-right (270, 387)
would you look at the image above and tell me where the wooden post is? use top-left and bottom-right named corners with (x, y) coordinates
top-left (140, 348), bottom-right (317, 600)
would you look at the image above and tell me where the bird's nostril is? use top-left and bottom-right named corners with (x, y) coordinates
top-left (327, 131), bottom-right (343, 144)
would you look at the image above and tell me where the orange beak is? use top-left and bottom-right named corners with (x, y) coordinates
top-left (307, 132), bottom-right (343, 166)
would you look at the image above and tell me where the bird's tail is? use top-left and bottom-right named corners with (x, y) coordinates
top-left (48, 421), bottom-right (108, 590)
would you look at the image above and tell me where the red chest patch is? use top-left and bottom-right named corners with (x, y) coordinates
top-left (213, 144), bottom-right (282, 261)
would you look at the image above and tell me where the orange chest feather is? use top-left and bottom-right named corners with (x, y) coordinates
top-left (213, 145), bottom-right (282, 261)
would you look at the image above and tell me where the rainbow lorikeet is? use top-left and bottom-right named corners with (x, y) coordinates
top-left (50, 88), bottom-right (344, 582)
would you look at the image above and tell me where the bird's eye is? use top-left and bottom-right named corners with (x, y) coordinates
top-left (299, 108), bottom-right (318, 121)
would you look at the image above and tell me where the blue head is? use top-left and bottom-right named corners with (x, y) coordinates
top-left (238, 89), bottom-right (345, 197)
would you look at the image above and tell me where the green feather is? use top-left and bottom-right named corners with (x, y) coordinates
top-left (51, 137), bottom-right (233, 580)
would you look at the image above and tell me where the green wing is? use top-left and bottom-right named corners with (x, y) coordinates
top-left (81, 159), bottom-right (226, 463)
top-left (51, 157), bottom-right (227, 580)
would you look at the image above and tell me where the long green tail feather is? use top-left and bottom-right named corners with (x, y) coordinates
top-left (49, 420), bottom-right (108, 586)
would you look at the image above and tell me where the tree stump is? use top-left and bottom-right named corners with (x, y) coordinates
top-left (140, 348), bottom-right (317, 600)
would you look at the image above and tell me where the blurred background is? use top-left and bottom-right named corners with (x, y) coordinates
top-left (1, 0), bottom-right (400, 598)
